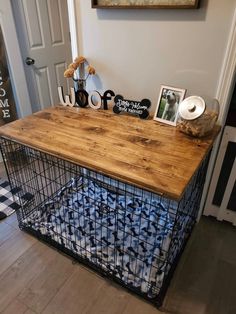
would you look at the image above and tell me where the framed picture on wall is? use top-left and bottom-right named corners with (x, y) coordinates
top-left (154, 85), bottom-right (186, 126)
top-left (91, 0), bottom-right (200, 9)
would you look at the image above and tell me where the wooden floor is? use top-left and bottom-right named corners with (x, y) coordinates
top-left (1, 166), bottom-right (236, 314)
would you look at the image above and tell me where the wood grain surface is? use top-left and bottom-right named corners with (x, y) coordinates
top-left (0, 106), bottom-right (220, 200)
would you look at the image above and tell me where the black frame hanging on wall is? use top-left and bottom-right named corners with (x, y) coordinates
top-left (91, 0), bottom-right (200, 9)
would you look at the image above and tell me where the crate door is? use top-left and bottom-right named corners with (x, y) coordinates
top-left (204, 126), bottom-right (236, 225)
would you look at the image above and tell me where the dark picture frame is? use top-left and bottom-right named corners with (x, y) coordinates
top-left (91, 0), bottom-right (200, 9)
top-left (154, 85), bottom-right (186, 126)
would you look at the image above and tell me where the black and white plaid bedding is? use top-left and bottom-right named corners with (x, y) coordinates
top-left (0, 178), bottom-right (21, 217)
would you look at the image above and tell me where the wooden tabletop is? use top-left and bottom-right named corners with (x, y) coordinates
top-left (0, 106), bottom-right (220, 200)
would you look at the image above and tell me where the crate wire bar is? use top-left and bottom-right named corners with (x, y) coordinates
top-left (0, 138), bottom-right (209, 306)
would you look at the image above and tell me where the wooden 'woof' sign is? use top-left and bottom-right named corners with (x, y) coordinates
top-left (113, 95), bottom-right (151, 119)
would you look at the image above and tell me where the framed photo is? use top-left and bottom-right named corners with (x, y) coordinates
top-left (154, 85), bottom-right (186, 126)
top-left (91, 0), bottom-right (200, 9)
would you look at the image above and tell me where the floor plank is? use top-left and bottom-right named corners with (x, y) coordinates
top-left (3, 212), bottom-right (19, 229)
top-left (1, 299), bottom-right (29, 314)
top-left (122, 296), bottom-right (164, 314)
top-left (17, 247), bottom-right (76, 313)
top-left (1, 215), bottom-right (236, 314)
top-left (42, 267), bottom-right (105, 314)
top-left (205, 259), bottom-right (236, 314)
top-left (0, 241), bottom-right (57, 312)
top-left (85, 281), bottom-right (129, 314)
top-left (220, 222), bottom-right (236, 265)
top-left (0, 221), bottom-right (18, 246)
top-left (0, 229), bottom-right (36, 277)
top-left (0, 161), bottom-right (6, 178)
top-left (24, 309), bottom-right (37, 314)
top-left (163, 218), bottom-right (236, 314)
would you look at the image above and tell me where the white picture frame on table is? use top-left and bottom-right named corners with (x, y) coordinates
top-left (154, 85), bottom-right (186, 126)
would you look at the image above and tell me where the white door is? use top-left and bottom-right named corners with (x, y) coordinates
top-left (11, 0), bottom-right (72, 112)
top-left (204, 126), bottom-right (236, 225)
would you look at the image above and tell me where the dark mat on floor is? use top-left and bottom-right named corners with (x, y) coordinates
top-left (0, 178), bottom-right (21, 220)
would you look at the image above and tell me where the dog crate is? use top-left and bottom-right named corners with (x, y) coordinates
top-left (0, 137), bottom-right (209, 306)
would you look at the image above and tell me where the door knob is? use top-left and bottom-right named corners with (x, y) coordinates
top-left (25, 57), bottom-right (35, 65)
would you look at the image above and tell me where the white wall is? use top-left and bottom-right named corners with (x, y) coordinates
top-left (76, 0), bottom-right (236, 112)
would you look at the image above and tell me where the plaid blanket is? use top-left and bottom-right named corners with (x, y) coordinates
top-left (0, 178), bottom-right (21, 219)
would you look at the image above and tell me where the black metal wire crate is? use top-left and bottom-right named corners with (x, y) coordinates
top-left (0, 137), bottom-right (209, 306)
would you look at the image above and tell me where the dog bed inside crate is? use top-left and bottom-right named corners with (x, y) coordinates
top-left (22, 175), bottom-right (187, 299)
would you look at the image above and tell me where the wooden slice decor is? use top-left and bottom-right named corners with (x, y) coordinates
top-left (113, 95), bottom-right (151, 119)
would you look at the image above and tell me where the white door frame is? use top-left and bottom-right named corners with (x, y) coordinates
top-left (0, 0), bottom-right (32, 118)
top-left (67, 0), bottom-right (79, 60)
top-left (206, 126), bottom-right (236, 223)
top-left (200, 7), bottom-right (236, 219)
top-left (218, 157), bottom-right (236, 226)
top-left (0, 0), bottom-right (78, 118)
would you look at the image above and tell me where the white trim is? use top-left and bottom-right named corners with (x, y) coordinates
top-left (200, 7), bottom-right (236, 220)
top-left (204, 126), bottom-right (236, 218)
top-left (0, 0), bottom-right (32, 118)
top-left (218, 158), bottom-right (236, 226)
top-left (67, 0), bottom-right (79, 60)
top-left (216, 7), bottom-right (236, 126)
top-left (198, 133), bottom-right (221, 220)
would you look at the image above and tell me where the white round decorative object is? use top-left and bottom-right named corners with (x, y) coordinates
top-left (88, 91), bottom-right (102, 110)
top-left (178, 96), bottom-right (206, 120)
